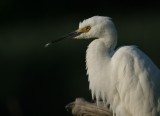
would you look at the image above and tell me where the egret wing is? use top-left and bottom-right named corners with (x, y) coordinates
top-left (111, 46), bottom-right (160, 116)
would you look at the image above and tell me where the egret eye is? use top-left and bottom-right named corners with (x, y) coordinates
top-left (79, 26), bottom-right (91, 33)
top-left (85, 26), bottom-right (91, 31)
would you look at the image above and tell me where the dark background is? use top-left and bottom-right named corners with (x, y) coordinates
top-left (0, 0), bottom-right (160, 116)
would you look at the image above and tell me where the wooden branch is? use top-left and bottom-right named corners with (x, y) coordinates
top-left (66, 98), bottom-right (112, 116)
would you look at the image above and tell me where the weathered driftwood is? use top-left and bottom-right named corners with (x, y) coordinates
top-left (66, 98), bottom-right (112, 116)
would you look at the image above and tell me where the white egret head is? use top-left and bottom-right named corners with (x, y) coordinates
top-left (75, 16), bottom-right (115, 39)
top-left (45, 16), bottom-right (117, 47)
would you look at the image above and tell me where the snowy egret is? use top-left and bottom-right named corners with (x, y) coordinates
top-left (45, 16), bottom-right (160, 116)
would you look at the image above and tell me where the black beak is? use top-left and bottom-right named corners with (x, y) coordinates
top-left (45, 30), bottom-right (81, 47)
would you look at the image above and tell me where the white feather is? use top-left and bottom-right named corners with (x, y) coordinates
top-left (76, 16), bottom-right (160, 116)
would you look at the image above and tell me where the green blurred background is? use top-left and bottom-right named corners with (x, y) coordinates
top-left (0, 0), bottom-right (160, 116)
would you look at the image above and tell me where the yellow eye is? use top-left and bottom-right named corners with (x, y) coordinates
top-left (79, 26), bottom-right (91, 33)
top-left (85, 26), bottom-right (91, 31)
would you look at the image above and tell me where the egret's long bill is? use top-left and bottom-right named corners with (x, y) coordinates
top-left (45, 30), bottom-right (81, 47)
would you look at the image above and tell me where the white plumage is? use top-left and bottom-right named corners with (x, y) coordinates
top-left (75, 16), bottom-right (160, 116)
top-left (45, 16), bottom-right (160, 116)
